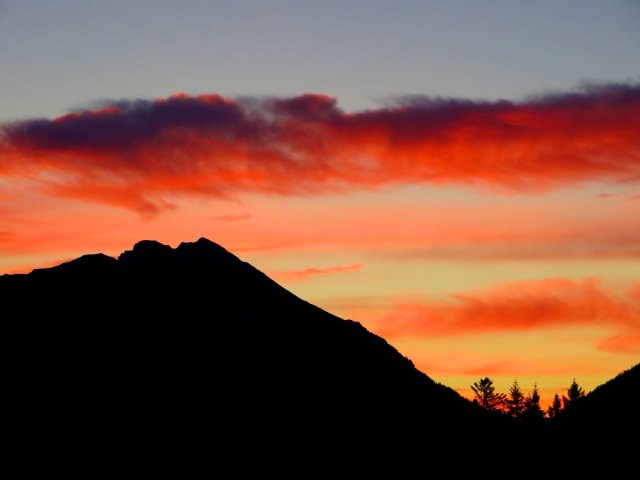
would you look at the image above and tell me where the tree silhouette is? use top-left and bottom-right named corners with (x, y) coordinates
top-left (471, 377), bottom-right (506, 412)
top-left (562, 379), bottom-right (585, 410)
top-left (546, 393), bottom-right (562, 418)
top-left (507, 379), bottom-right (526, 419)
top-left (523, 383), bottom-right (544, 423)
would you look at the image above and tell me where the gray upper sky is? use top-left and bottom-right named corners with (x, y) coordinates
top-left (1, 0), bottom-right (638, 121)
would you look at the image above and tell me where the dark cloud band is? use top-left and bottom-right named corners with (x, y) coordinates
top-left (1, 83), bottom-right (639, 213)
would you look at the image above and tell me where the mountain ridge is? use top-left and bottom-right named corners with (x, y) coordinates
top-left (2, 238), bottom-right (487, 449)
top-left (2, 237), bottom-right (636, 465)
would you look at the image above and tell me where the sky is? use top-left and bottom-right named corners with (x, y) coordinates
top-left (1, 0), bottom-right (639, 406)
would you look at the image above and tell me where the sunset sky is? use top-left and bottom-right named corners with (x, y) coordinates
top-left (1, 0), bottom-right (639, 405)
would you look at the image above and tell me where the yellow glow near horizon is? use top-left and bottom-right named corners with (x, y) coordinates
top-left (2, 87), bottom-right (639, 400)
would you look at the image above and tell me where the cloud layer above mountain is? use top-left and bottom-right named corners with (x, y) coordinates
top-left (2, 83), bottom-right (639, 213)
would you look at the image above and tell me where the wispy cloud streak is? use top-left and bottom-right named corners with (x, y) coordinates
top-left (270, 263), bottom-right (363, 282)
top-left (370, 278), bottom-right (640, 354)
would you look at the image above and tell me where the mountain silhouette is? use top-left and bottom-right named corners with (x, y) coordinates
top-left (3, 238), bottom-right (498, 465)
top-left (544, 364), bottom-right (639, 465)
top-left (4, 238), bottom-right (636, 468)
top-left (553, 364), bottom-right (639, 434)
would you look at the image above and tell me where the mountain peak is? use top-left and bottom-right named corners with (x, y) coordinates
top-left (177, 236), bottom-right (230, 254)
top-left (196, 236), bottom-right (221, 247)
top-left (131, 239), bottom-right (173, 254)
top-left (118, 239), bottom-right (173, 264)
top-left (118, 237), bottom-right (235, 262)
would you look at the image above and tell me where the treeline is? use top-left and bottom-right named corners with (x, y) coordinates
top-left (471, 377), bottom-right (586, 421)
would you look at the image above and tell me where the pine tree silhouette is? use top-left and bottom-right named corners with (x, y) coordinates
top-left (562, 379), bottom-right (585, 410)
top-left (523, 383), bottom-right (544, 424)
top-left (471, 377), bottom-right (506, 412)
top-left (507, 379), bottom-right (525, 419)
top-left (546, 393), bottom-right (562, 418)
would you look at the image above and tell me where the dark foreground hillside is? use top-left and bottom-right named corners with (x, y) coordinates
top-left (551, 364), bottom-right (639, 432)
top-left (2, 238), bottom-right (636, 468)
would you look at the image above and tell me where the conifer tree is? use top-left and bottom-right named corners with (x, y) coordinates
top-left (471, 377), bottom-right (506, 412)
top-left (523, 383), bottom-right (544, 423)
top-left (546, 393), bottom-right (562, 418)
top-left (562, 379), bottom-right (585, 410)
top-left (507, 379), bottom-right (526, 419)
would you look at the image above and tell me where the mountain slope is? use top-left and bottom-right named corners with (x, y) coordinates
top-left (2, 238), bottom-right (491, 457)
top-left (556, 363), bottom-right (639, 430)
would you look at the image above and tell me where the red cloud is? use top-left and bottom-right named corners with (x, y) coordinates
top-left (270, 263), bottom-right (363, 282)
top-left (370, 278), bottom-right (640, 354)
top-left (1, 83), bottom-right (639, 213)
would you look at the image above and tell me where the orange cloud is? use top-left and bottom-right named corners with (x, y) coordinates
top-left (383, 237), bottom-right (640, 261)
top-left (270, 263), bottom-right (363, 282)
top-left (0, 231), bottom-right (14, 243)
top-left (597, 334), bottom-right (640, 354)
top-left (2, 186), bottom-right (639, 267)
top-left (370, 278), bottom-right (640, 354)
top-left (209, 213), bottom-right (253, 222)
top-left (1, 83), bottom-right (639, 213)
